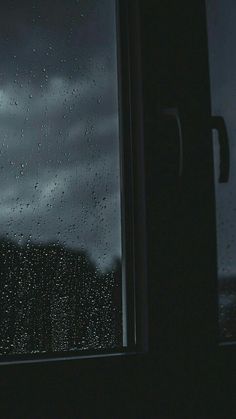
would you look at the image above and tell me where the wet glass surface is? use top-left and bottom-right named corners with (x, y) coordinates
top-left (0, 0), bottom-right (123, 356)
top-left (207, 0), bottom-right (236, 340)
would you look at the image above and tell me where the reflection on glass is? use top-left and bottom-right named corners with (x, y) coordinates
top-left (207, 0), bottom-right (236, 340)
top-left (0, 0), bottom-right (123, 356)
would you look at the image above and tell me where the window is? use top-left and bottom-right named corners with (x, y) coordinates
top-left (0, 0), bottom-right (153, 414)
top-left (206, 0), bottom-right (236, 342)
top-left (3, 1), bottom-right (234, 417)
top-left (0, 0), bottom-right (144, 362)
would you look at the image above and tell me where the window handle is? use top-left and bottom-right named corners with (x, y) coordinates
top-left (162, 108), bottom-right (183, 177)
top-left (211, 116), bottom-right (230, 183)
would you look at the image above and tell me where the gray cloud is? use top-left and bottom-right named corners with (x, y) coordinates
top-left (0, 0), bottom-right (121, 270)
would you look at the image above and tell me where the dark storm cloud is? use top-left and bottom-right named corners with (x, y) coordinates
top-left (0, 0), bottom-right (121, 270)
top-left (0, 0), bottom-right (117, 84)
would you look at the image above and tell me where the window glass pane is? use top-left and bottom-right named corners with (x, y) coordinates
top-left (0, 0), bottom-right (124, 357)
top-left (206, 0), bottom-right (236, 341)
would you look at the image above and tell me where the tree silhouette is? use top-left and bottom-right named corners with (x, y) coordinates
top-left (0, 238), bottom-right (122, 356)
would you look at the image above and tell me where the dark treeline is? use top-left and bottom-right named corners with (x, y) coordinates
top-left (0, 238), bottom-right (122, 356)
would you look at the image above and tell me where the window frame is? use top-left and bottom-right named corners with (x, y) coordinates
top-left (0, 0), bottom-right (148, 369)
top-left (2, 1), bottom-right (229, 416)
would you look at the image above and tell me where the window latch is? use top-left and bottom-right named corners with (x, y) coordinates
top-left (211, 116), bottom-right (230, 183)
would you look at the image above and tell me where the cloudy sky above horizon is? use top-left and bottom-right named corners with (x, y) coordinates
top-left (0, 0), bottom-right (122, 270)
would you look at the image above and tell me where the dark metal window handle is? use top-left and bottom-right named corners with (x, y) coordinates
top-left (162, 108), bottom-right (183, 177)
top-left (211, 116), bottom-right (230, 183)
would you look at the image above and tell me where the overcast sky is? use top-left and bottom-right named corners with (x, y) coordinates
top-left (0, 0), bottom-right (121, 270)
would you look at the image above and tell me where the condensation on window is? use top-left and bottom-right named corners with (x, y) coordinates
top-left (207, 0), bottom-right (236, 340)
top-left (0, 0), bottom-right (123, 356)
